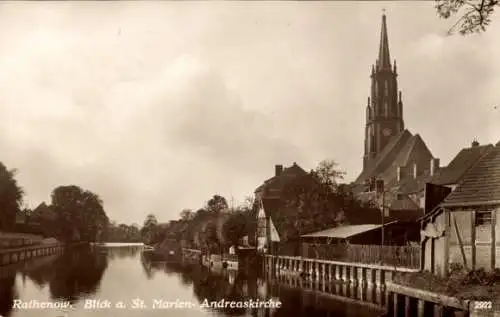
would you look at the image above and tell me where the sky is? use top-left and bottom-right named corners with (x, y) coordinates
top-left (0, 2), bottom-right (498, 225)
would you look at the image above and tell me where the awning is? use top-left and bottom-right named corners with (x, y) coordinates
top-left (301, 221), bottom-right (398, 239)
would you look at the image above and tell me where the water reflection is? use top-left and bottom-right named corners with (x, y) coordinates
top-left (48, 245), bottom-right (108, 303)
top-left (0, 275), bottom-right (17, 317)
top-left (155, 260), bottom-right (383, 317)
top-left (0, 245), bottom-right (383, 317)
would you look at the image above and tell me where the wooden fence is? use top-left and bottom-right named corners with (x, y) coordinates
top-left (273, 243), bottom-right (421, 269)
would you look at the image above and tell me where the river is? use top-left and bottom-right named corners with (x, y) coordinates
top-left (0, 244), bottom-right (384, 317)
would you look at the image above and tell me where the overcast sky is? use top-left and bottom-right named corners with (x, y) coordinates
top-left (0, 2), bottom-right (498, 225)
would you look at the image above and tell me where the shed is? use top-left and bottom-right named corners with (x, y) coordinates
top-left (420, 144), bottom-right (500, 277)
top-left (301, 221), bottom-right (399, 245)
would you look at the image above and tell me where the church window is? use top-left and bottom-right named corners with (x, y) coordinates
top-left (384, 81), bottom-right (389, 96)
top-left (375, 81), bottom-right (378, 96)
top-left (384, 101), bottom-right (389, 116)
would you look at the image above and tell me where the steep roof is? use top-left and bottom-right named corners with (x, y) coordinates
top-left (377, 14), bottom-right (391, 70)
top-left (254, 162), bottom-right (308, 196)
top-left (355, 129), bottom-right (434, 187)
top-left (395, 143), bottom-right (493, 195)
top-left (431, 144), bottom-right (493, 186)
top-left (355, 129), bottom-right (413, 184)
top-left (441, 145), bottom-right (500, 207)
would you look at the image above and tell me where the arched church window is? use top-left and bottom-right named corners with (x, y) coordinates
top-left (384, 81), bottom-right (389, 96)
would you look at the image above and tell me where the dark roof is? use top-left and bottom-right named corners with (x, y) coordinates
top-left (441, 145), bottom-right (500, 207)
top-left (394, 143), bottom-right (493, 195)
top-left (390, 195), bottom-right (420, 211)
top-left (431, 144), bottom-right (493, 186)
top-left (254, 162), bottom-right (308, 195)
top-left (355, 129), bottom-right (413, 184)
top-left (355, 130), bottom-right (434, 189)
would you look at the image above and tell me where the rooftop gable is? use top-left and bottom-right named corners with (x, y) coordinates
top-left (431, 144), bottom-right (493, 186)
top-left (441, 145), bottom-right (500, 207)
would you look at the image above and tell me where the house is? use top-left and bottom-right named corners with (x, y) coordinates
top-left (420, 142), bottom-right (500, 277)
top-left (396, 141), bottom-right (494, 210)
top-left (253, 162), bottom-right (309, 249)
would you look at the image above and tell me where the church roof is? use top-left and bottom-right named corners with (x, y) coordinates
top-left (441, 145), bottom-right (500, 207)
top-left (377, 13), bottom-right (391, 70)
top-left (355, 129), bottom-right (433, 186)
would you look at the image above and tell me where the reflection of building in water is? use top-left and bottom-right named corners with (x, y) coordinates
top-left (256, 278), bottom-right (268, 299)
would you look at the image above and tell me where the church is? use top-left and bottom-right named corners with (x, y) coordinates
top-left (353, 14), bottom-right (437, 215)
top-left (353, 14), bottom-right (496, 220)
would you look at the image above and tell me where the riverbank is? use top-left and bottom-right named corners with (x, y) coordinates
top-left (393, 267), bottom-right (500, 301)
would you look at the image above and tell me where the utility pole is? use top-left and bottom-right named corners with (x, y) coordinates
top-left (375, 179), bottom-right (385, 246)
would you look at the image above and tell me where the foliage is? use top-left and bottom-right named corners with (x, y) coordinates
top-left (0, 162), bottom-right (24, 231)
top-left (50, 185), bottom-right (109, 242)
top-left (313, 159), bottom-right (346, 192)
top-left (106, 223), bottom-right (142, 242)
top-left (436, 0), bottom-right (499, 35)
top-left (206, 195), bottom-right (229, 213)
top-left (140, 214), bottom-right (161, 245)
top-left (222, 211), bottom-right (250, 247)
top-left (269, 160), bottom-right (381, 241)
top-left (394, 267), bottom-right (500, 300)
top-left (180, 209), bottom-right (195, 221)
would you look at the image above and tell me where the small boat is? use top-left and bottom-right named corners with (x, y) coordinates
top-left (143, 245), bottom-right (155, 251)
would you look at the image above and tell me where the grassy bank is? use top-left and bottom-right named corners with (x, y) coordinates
top-left (393, 265), bottom-right (500, 300)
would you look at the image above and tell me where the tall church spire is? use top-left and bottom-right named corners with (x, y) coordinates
top-left (378, 13), bottom-right (391, 70)
top-left (363, 12), bottom-right (404, 170)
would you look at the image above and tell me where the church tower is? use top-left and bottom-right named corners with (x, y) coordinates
top-left (363, 14), bottom-right (405, 170)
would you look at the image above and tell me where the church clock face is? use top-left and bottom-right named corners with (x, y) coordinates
top-left (383, 128), bottom-right (392, 136)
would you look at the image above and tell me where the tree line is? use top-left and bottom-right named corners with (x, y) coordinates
top-left (0, 160), bottom-right (145, 244)
top-left (148, 159), bottom-right (380, 253)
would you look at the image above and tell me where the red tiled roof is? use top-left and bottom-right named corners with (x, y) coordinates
top-left (441, 145), bottom-right (500, 207)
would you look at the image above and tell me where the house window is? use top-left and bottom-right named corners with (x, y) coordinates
top-left (396, 194), bottom-right (404, 200)
top-left (475, 211), bottom-right (492, 226)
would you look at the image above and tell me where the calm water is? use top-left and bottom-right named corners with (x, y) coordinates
top-left (0, 244), bottom-right (383, 317)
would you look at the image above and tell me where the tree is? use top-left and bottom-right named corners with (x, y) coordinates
top-left (313, 159), bottom-right (346, 192)
top-left (222, 211), bottom-right (249, 248)
top-left (436, 0), bottom-right (499, 35)
top-left (0, 163), bottom-right (24, 231)
top-left (49, 186), bottom-right (109, 242)
top-left (206, 195), bottom-right (228, 213)
top-left (180, 209), bottom-right (195, 221)
top-left (141, 214), bottom-right (159, 244)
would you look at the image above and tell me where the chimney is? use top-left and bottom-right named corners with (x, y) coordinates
top-left (275, 164), bottom-right (283, 177)
top-left (413, 163), bottom-right (418, 179)
top-left (430, 158), bottom-right (440, 176)
top-left (397, 166), bottom-right (403, 182)
top-left (471, 139), bottom-right (479, 147)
